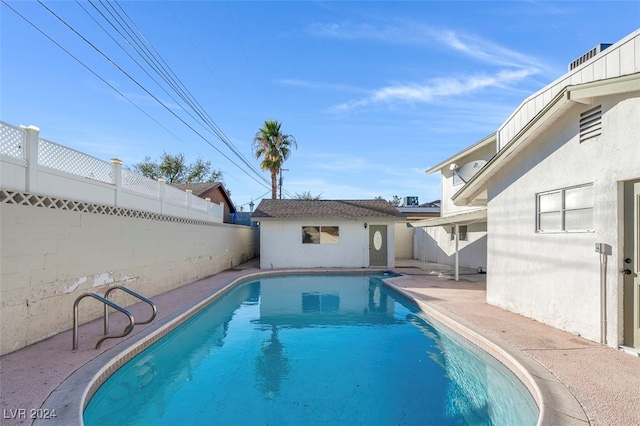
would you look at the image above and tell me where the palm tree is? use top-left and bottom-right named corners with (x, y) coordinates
top-left (252, 120), bottom-right (297, 199)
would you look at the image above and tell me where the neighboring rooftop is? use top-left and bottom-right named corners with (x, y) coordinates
top-left (419, 200), bottom-right (440, 208)
top-left (251, 199), bottom-right (405, 219)
top-left (172, 182), bottom-right (236, 213)
top-left (172, 182), bottom-right (226, 197)
top-left (397, 199), bottom-right (440, 219)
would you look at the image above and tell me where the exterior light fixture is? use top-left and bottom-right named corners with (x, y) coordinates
top-left (364, 223), bottom-right (368, 229)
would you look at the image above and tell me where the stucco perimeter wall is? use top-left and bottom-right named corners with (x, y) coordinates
top-left (413, 224), bottom-right (487, 269)
top-left (394, 222), bottom-right (414, 259)
top-left (486, 94), bottom-right (640, 345)
top-left (259, 219), bottom-right (396, 269)
top-left (0, 203), bottom-right (257, 355)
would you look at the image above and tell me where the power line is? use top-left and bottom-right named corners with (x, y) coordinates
top-left (107, 0), bottom-right (267, 181)
top-left (32, 0), bottom-right (271, 191)
top-left (0, 1), bottom-right (190, 153)
top-left (3, 0), bottom-right (288, 199)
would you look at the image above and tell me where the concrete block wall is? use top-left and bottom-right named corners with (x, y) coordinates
top-left (0, 201), bottom-right (257, 355)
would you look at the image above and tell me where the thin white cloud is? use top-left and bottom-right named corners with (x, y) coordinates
top-left (331, 68), bottom-right (538, 112)
top-left (309, 20), bottom-right (545, 113)
top-left (276, 78), bottom-right (367, 94)
top-left (308, 21), bottom-right (545, 69)
top-left (303, 154), bottom-right (371, 172)
top-left (435, 30), bottom-right (543, 69)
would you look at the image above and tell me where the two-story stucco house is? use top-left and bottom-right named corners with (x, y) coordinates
top-left (410, 133), bottom-right (497, 279)
top-left (439, 30), bottom-right (640, 352)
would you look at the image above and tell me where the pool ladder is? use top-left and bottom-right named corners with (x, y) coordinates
top-left (72, 286), bottom-right (157, 350)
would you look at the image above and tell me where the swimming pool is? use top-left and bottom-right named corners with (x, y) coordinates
top-left (84, 274), bottom-right (538, 425)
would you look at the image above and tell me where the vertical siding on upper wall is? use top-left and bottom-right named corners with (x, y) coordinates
top-left (498, 30), bottom-right (640, 150)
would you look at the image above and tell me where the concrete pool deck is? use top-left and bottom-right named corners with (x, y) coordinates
top-left (1, 258), bottom-right (638, 425)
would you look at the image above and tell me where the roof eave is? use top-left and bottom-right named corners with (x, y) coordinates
top-left (425, 133), bottom-right (496, 175)
top-left (451, 88), bottom-right (572, 206)
top-left (452, 72), bottom-right (640, 207)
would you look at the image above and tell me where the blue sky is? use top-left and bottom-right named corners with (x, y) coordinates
top-left (2, 1), bottom-right (639, 210)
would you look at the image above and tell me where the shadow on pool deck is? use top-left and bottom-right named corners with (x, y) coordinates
top-left (1, 258), bottom-right (638, 425)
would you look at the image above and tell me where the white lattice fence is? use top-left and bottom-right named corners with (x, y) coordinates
top-left (165, 185), bottom-right (188, 205)
top-left (0, 121), bottom-right (26, 160)
top-left (0, 121), bottom-right (225, 223)
top-left (39, 139), bottom-right (112, 183)
top-left (121, 168), bottom-right (159, 197)
top-left (191, 195), bottom-right (208, 211)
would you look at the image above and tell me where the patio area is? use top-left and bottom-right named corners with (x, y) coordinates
top-left (1, 258), bottom-right (638, 425)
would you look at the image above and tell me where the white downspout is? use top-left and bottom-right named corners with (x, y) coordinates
top-left (454, 224), bottom-right (459, 281)
top-left (599, 248), bottom-right (607, 345)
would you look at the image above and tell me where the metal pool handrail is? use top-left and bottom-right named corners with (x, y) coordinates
top-left (104, 286), bottom-right (157, 333)
top-left (73, 293), bottom-right (135, 350)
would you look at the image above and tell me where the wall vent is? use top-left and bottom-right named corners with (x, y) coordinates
top-left (579, 105), bottom-right (602, 143)
top-left (569, 43), bottom-right (612, 71)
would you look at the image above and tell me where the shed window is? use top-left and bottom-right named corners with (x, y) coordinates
top-left (302, 226), bottom-right (339, 244)
top-left (537, 184), bottom-right (593, 232)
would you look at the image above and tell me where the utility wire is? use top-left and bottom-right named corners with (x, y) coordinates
top-left (6, 0), bottom-right (247, 188)
top-left (77, 0), bottom-right (237, 164)
top-left (4, 0), bottom-right (281, 197)
top-left (33, 0), bottom-right (271, 190)
top-left (108, 0), bottom-right (266, 181)
top-left (0, 1), bottom-right (192, 155)
top-left (164, 0), bottom-right (226, 103)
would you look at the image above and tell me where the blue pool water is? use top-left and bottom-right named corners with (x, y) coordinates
top-left (84, 274), bottom-right (538, 425)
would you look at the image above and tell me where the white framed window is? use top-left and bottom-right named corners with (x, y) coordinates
top-left (450, 225), bottom-right (468, 241)
top-left (302, 226), bottom-right (339, 244)
top-left (536, 184), bottom-right (593, 232)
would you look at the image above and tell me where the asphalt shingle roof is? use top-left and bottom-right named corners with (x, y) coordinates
top-left (172, 182), bottom-right (222, 197)
top-left (252, 199), bottom-right (405, 219)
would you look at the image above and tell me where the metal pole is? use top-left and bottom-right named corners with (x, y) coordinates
top-left (422, 228), bottom-right (427, 271)
top-left (454, 224), bottom-right (459, 281)
top-left (278, 168), bottom-right (289, 199)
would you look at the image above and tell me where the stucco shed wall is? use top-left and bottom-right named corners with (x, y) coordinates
top-left (259, 219), bottom-right (396, 269)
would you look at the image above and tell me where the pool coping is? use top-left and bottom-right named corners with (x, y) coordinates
top-left (36, 269), bottom-right (585, 426)
top-left (383, 279), bottom-right (589, 426)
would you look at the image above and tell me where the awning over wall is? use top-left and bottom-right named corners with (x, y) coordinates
top-left (408, 208), bottom-right (487, 282)
top-left (408, 209), bottom-right (487, 228)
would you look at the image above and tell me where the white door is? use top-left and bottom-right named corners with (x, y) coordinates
top-left (623, 180), bottom-right (640, 349)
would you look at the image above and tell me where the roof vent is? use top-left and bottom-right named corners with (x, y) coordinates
top-left (569, 43), bottom-right (612, 71)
